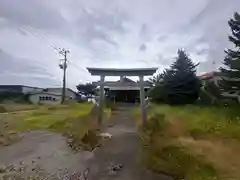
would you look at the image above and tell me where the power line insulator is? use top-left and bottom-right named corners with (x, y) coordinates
top-left (59, 64), bottom-right (64, 69)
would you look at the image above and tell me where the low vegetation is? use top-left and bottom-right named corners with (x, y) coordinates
top-left (0, 103), bottom-right (111, 150)
top-left (137, 104), bottom-right (240, 180)
top-left (0, 104), bottom-right (40, 113)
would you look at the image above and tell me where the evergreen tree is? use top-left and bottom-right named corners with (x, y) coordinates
top-left (171, 49), bottom-right (199, 74)
top-left (221, 12), bottom-right (240, 90)
top-left (148, 69), bottom-right (172, 86)
top-left (149, 50), bottom-right (200, 104)
top-left (164, 50), bottom-right (200, 105)
top-left (149, 69), bottom-right (172, 102)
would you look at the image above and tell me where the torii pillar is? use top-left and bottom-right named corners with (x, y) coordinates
top-left (87, 68), bottom-right (158, 126)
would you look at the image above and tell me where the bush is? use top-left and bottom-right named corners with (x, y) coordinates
top-left (0, 92), bottom-right (30, 104)
top-left (0, 106), bottom-right (7, 113)
top-left (148, 85), bottom-right (165, 103)
top-left (141, 109), bottom-right (219, 179)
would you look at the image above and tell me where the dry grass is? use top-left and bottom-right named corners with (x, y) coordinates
top-left (178, 137), bottom-right (240, 180)
top-left (0, 104), bottom-right (40, 112)
top-left (137, 104), bottom-right (240, 180)
top-left (0, 103), bottom-right (111, 150)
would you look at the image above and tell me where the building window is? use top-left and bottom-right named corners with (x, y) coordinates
top-left (39, 96), bottom-right (47, 101)
top-left (39, 96), bottom-right (57, 101)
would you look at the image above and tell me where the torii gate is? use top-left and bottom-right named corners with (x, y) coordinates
top-left (87, 67), bottom-right (158, 126)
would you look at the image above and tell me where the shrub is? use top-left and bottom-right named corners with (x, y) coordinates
top-left (0, 92), bottom-right (30, 104)
top-left (0, 106), bottom-right (7, 113)
top-left (148, 85), bottom-right (165, 103)
top-left (141, 109), bottom-right (219, 179)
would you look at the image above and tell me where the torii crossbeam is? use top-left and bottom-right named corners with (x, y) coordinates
top-left (87, 67), bottom-right (158, 126)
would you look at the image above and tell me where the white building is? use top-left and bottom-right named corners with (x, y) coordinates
top-left (28, 88), bottom-right (78, 105)
top-left (46, 88), bottom-right (77, 100)
top-left (0, 85), bottom-right (79, 105)
top-left (28, 92), bottom-right (62, 105)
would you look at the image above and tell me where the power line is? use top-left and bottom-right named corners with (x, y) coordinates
top-left (18, 25), bottom-right (90, 74)
top-left (68, 61), bottom-right (86, 72)
top-left (67, 61), bottom-right (93, 82)
top-left (14, 23), bottom-right (93, 84)
top-left (16, 24), bottom-right (61, 52)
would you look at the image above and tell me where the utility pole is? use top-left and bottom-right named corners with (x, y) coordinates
top-left (59, 48), bottom-right (70, 104)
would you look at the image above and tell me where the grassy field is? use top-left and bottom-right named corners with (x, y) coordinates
top-left (0, 103), bottom-right (111, 150)
top-left (137, 104), bottom-right (240, 180)
top-left (0, 104), bottom-right (40, 113)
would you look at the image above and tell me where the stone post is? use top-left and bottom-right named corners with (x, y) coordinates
top-left (98, 75), bottom-right (105, 125)
top-left (139, 75), bottom-right (147, 126)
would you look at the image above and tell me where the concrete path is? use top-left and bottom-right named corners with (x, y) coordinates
top-left (87, 105), bottom-right (172, 180)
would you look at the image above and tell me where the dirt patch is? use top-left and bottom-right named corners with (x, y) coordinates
top-left (0, 130), bottom-right (94, 179)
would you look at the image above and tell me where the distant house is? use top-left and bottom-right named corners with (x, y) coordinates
top-left (198, 71), bottom-right (240, 102)
top-left (28, 92), bottom-right (62, 105)
top-left (45, 88), bottom-right (78, 100)
top-left (29, 88), bottom-right (79, 105)
top-left (0, 85), bottom-right (44, 103)
top-left (0, 85), bottom-right (79, 105)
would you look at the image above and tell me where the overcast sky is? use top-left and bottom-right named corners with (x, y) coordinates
top-left (0, 0), bottom-right (239, 89)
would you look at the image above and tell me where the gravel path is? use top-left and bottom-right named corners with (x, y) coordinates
top-left (87, 105), bottom-right (172, 180)
top-left (0, 130), bottom-right (93, 179)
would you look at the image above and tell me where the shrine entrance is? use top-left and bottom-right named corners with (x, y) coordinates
top-left (109, 90), bottom-right (139, 103)
top-left (87, 67), bottom-right (158, 126)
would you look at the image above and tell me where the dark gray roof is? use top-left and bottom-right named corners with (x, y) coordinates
top-left (0, 85), bottom-right (43, 93)
top-left (29, 92), bottom-right (62, 96)
top-left (46, 88), bottom-right (78, 95)
top-left (0, 85), bottom-right (43, 89)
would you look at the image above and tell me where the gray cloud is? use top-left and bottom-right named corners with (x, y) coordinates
top-left (0, 49), bottom-right (58, 87)
top-left (0, 0), bottom-right (66, 30)
top-left (139, 44), bottom-right (147, 52)
top-left (0, 0), bottom-right (239, 89)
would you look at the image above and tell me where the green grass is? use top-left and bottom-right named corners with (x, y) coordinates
top-left (151, 104), bottom-right (240, 139)
top-left (143, 144), bottom-right (218, 180)
top-left (136, 104), bottom-right (240, 180)
top-left (9, 103), bottom-right (93, 131)
top-left (0, 104), bottom-right (40, 112)
top-left (0, 103), bottom-right (110, 150)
